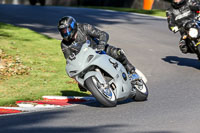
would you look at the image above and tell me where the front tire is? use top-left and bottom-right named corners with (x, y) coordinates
top-left (85, 77), bottom-right (117, 107)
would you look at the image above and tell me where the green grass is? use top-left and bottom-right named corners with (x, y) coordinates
top-left (84, 6), bottom-right (166, 17)
top-left (0, 22), bottom-right (89, 106)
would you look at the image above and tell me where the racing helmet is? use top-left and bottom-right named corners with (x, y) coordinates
top-left (58, 16), bottom-right (77, 41)
top-left (172, 0), bottom-right (187, 9)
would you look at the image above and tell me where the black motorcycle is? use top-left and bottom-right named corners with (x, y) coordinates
top-left (180, 19), bottom-right (200, 59)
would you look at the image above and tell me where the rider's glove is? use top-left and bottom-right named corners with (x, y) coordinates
top-left (171, 26), bottom-right (179, 33)
top-left (96, 44), bottom-right (105, 51)
top-left (96, 41), bottom-right (106, 51)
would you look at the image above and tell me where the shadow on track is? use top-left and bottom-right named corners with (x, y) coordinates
top-left (61, 90), bottom-right (90, 97)
top-left (0, 109), bottom-right (179, 133)
top-left (61, 90), bottom-right (149, 108)
top-left (0, 4), bottom-right (166, 39)
top-left (0, 110), bottom-right (127, 133)
top-left (162, 56), bottom-right (200, 69)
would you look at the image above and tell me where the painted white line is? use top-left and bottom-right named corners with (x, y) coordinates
top-left (17, 103), bottom-right (34, 108)
top-left (0, 96), bottom-right (96, 116)
top-left (0, 104), bottom-right (77, 117)
top-left (0, 106), bottom-right (58, 111)
top-left (17, 103), bottom-right (61, 108)
top-left (42, 96), bottom-right (96, 101)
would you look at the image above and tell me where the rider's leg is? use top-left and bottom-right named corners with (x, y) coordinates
top-left (179, 39), bottom-right (188, 54)
top-left (105, 45), bottom-right (135, 73)
top-left (105, 45), bottom-right (142, 85)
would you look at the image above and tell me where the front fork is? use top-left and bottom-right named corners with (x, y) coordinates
top-left (95, 68), bottom-right (108, 89)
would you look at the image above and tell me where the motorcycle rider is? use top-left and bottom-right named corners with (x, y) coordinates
top-left (58, 16), bottom-right (137, 91)
top-left (166, 0), bottom-right (200, 56)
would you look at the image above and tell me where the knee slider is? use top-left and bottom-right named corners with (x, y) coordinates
top-left (117, 48), bottom-right (125, 55)
top-left (116, 48), bottom-right (125, 58)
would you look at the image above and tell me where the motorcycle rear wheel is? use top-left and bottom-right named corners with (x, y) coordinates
top-left (85, 77), bottom-right (117, 107)
top-left (133, 80), bottom-right (148, 101)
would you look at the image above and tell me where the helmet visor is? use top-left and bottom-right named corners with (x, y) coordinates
top-left (60, 27), bottom-right (72, 38)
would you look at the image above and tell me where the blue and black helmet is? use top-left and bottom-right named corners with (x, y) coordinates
top-left (58, 16), bottom-right (77, 41)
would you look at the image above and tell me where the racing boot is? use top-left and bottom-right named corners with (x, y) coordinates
top-left (123, 59), bottom-right (142, 86)
top-left (129, 69), bottom-right (143, 86)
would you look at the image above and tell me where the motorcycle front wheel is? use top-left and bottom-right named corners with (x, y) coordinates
top-left (85, 77), bottom-right (117, 107)
top-left (133, 80), bottom-right (148, 101)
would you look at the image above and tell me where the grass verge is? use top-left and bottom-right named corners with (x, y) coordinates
top-left (0, 22), bottom-right (89, 106)
top-left (84, 6), bottom-right (166, 17)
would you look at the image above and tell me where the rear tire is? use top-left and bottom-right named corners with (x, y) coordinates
top-left (85, 77), bottom-right (117, 107)
top-left (133, 80), bottom-right (148, 101)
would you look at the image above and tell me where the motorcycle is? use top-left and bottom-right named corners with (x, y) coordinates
top-left (65, 40), bottom-right (148, 107)
top-left (180, 18), bottom-right (200, 59)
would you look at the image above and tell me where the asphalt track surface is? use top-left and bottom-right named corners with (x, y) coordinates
top-left (1, 4), bottom-right (200, 133)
